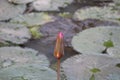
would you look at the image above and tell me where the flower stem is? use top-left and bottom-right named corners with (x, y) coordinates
top-left (57, 59), bottom-right (60, 80)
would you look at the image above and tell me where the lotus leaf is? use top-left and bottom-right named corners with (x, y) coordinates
top-left (10, 12), bottom-right (54, 27)
top-left (62, 54), bottom-right (120, 80)
top-left (0, 0), bottom-right (26, 21)
top-left (112, 0), bottom-right (120, 10)
top-left (8, 0), bottom-right (34, 4)
top-left (72, 27), bottom-right (120, 55)
top-left (31, 0), bottom-right (73, 11)
top-left (0, 47), bottom-right (49, 68)
top-left (0, 64), bottom-right (56, 80)
top-left (0, 47), bottom-right (54, 80)
top-left (107, 47), bottom-right (120, 58)
top-left (113, 0), bottom-right (120, 4)
top-left (0, 22), bottom-right (31, 44)
top-left (73, 7), bottom-right (120, 24)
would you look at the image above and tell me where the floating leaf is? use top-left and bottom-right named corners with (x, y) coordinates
top-left (0, 22), bottom-right (31, 44)
top-left (73, 7), bottom-right (120, 24)
top-left (72, 27), bottom-right (120, 55)
top-left (107, 47), bottom-right (120, 58)
top-left (0, 47), bottom-right (49, 68)
top-left (0, 0), bottom-right (26, 21)
top-left (0, 64), bottom-right (56, 80)
top-left (8, 0), bottom-right (34, 4)
top-left (31, 0), bottom-right (73, 11)
top-left (113, 0), bottom-right (120, 5)
top-left (110, 0), bottom-right (120, 11)
top-left (0, 47), bottom-right (55, 79)
top-left (10, 12), bottom-right (54, 27)
top-left (62, 54), bottom-right (120, 80)
top-left (103, 40), bottom-right (114, 48)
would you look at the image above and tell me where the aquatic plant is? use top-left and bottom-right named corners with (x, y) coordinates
top-left (31, 0), bottom-right (73, 11)
top-left (10, 12), bottom-right (55, 27)
top-left (73, 7), bottom-right (120, 24)
top-left (0, 47), bottom-right (56, 80)
top-left (0, 0), bottom-right (26, 21)
top-left (0, 22), bottom-right (31, 44)
top-left (62, 54), bottom-right (120, 80)
top-left (72, 26), bottom-right (120, 57)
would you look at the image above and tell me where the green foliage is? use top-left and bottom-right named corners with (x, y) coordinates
top-left (89, 74), bottom-right (95, 80)
top-left (30, 27), bottom-right (42, 39)
top-left (59, 12), bottom-right (72, 18)
top-left (103, 40), bottom-right (114, 48)
top-left (90, 68), bottom-right (101, 73)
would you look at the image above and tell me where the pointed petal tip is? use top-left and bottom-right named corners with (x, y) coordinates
top-left (58, 32), bottom-right (63, 38)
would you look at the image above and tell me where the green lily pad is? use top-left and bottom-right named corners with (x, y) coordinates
top-left (31, 0), bottom-right (73, 11)
top-left (107, 47), bottom-right (120, 58)
top-left (0, 47), bottom-right (55, 80)
top-left (30, 27), bottom-right (42, 39)
top-left (0, 64), bottom-right (56, 80)
top-left (8, 0), bottom-right (34, 4)
top-left (10, 12), bottom-right (54, 27)
top-left (0, 47), bottom-right (49, 68)
top-left (0, 22), bottom-right (31, 44)
top-left (112, 0), bottom-right (120, 10)
top-left (62, 54), bottom-right (120, 80)
top-left (113, 0), bottom-right (120, 5)
top-left (0, 0), bottom-right (26, 21)
top-left (72, 27), bottom-right (120, 55)
top-left (73, 6), bottom-right (120, 24)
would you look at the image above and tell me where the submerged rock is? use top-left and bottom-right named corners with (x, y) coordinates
top-left (0, 22), bottom-right (31, 44)
top-left (72, 27), bottom-right (120, 57)
top-left (62, 54), bottom-right (120, 80)
top-left (0, 0), bottom-right (26, 21)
